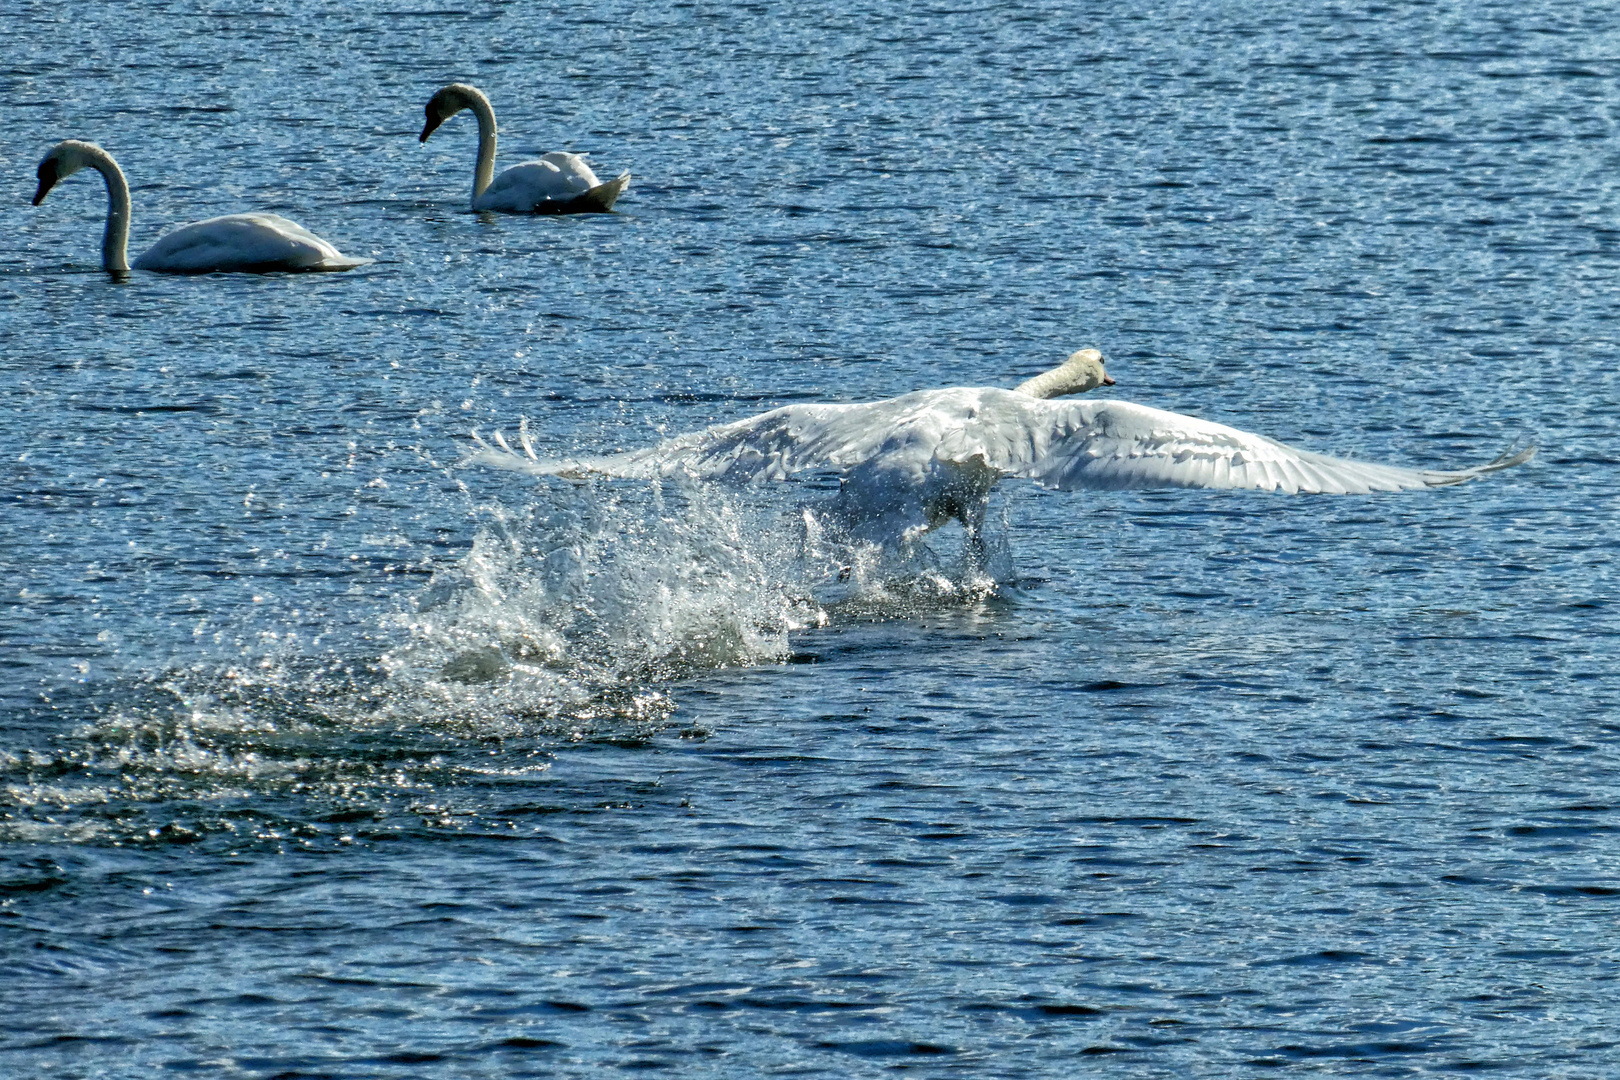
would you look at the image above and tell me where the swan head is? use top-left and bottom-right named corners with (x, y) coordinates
top-left (1012, 348), bottom-right (1115, 399)
top-left (32, 140), bottom-right (100, 206)
top-left (420, 83), bottom-right (481, 143)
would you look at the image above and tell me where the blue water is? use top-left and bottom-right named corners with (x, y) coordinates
top-left (4, 1), bottom-right (1619, 1075)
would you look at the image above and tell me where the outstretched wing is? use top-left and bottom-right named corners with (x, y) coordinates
top-left (471, 394), bottom-right (949, 482)
top-left (994, 397), bottom-right (1533, 493)
top-left (470, 388), bottom-right (1532, 495)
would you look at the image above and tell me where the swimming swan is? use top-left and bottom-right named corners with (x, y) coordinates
top-left (469, 349), bottom-right (1534, 551)
top-left (31, 140), bottom-right (368, 274)
top-left (419, 83), bottom-right (630, 214)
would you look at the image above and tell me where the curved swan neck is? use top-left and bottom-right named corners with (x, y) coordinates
top-left (89, 148), bottom-right (133, 274)
top-left (423, 84), bottom-right (500, 203)
top-left (41, 142), bottom-right (132, 273)
top-left (463, 87), bottom-right (499, 199)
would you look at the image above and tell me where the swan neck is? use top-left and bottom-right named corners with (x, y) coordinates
top-left (468, 91), bottom-right (498, 199)
top-left (87, 147), bottom-right (132, 273)
top-left (1013, 350), bottom-right (1107, 399)
top-left (1012, 368), bottom-right (1070, 399)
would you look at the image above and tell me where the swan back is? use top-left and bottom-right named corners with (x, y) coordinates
top-left (475, 156), bottom-right (600, 212)
top-left (131, 213), bottom-right (368, 273)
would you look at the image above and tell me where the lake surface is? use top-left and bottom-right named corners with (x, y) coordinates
top-left (3, 1), bottom-right (1619, 1075)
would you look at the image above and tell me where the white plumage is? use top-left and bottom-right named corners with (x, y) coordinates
top-left (32, 140), bottom-right (367, 274)
top-left (419, 84), bottom-right (630, 214)
top-left (470, 350), bottom-right (1533, 551)
top-left (131, 213), bottom-right (357, 273)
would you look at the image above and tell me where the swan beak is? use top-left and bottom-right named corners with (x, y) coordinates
top-left (32, 159), bottom-right (59, 206)
top-left (419, 114), bottom-right (443, 143)
top-left (1102, 374), bottom-right (1116, 386)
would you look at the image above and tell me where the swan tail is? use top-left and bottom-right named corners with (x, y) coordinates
top-left (556, 172), bottom-right (628, 214)
top-left (312, 254), bottom-right (374, 272)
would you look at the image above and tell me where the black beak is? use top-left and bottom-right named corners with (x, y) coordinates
top-left (32, 158), bottom-right (59, 206)
top-left (419, 113), bottom-right (441, 143)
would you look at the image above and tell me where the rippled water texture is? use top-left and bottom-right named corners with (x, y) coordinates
top-left (3, 1), bottom-right (1619, 1075)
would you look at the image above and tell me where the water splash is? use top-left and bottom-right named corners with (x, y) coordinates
top-left (1, 479), bottom-right (1013, 848)
top-left (381, 480), bottom-right (827, 716)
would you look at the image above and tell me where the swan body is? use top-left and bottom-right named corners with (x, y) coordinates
top-left (420, 83), bottom-right (630, 214)
top-left (32, 140), bottom-right (367, 274)
top-left (130, 213), bottom-right (357, 273)
top-left (470, 349), bottom-right (1534, 550)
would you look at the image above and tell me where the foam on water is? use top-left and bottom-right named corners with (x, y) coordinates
top-left (381, 482), bottom-right (820, 711)
top-left (6, 2), bottom-right (1618, 1071)
top-left (0, 478), bottom-right (1006, 847)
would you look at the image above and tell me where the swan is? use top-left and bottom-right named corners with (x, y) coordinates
top-left (419, 83), bottom-right (630, 214)
top-left (31, 140), bottom-right (368, 274)
top-left (469, 349), bottom-right (1534, 555)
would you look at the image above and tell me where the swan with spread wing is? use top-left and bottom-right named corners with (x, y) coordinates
top-left (32, 140), bottom-right (367, 274)
top-left (419, 83), bottom-right (630, 214)
top-left (470, 349), bottom-right (1532, 553)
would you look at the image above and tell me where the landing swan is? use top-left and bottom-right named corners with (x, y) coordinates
top-left (470, 349), bottom-right (1533, 552)
top-left (31, 140), bottom-right (368, 274)
top-left (419, 83), bottom-right (630, 214)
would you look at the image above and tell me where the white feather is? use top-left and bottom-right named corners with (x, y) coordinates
top-left (33, 140), bottom-right (366, 274)
top-left (470, 380), bottom-right (1533, 548)
top-left (421, 84), bottom-right (630, 214)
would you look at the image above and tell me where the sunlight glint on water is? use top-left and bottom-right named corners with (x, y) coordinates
top-left (3, 1), bottom-right (1619, 1076)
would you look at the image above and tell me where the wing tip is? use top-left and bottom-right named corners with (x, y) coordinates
top-left (1421, 442), bottom-right (1537, 487)
top-left (463, 423), bottom-right (569, 477)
